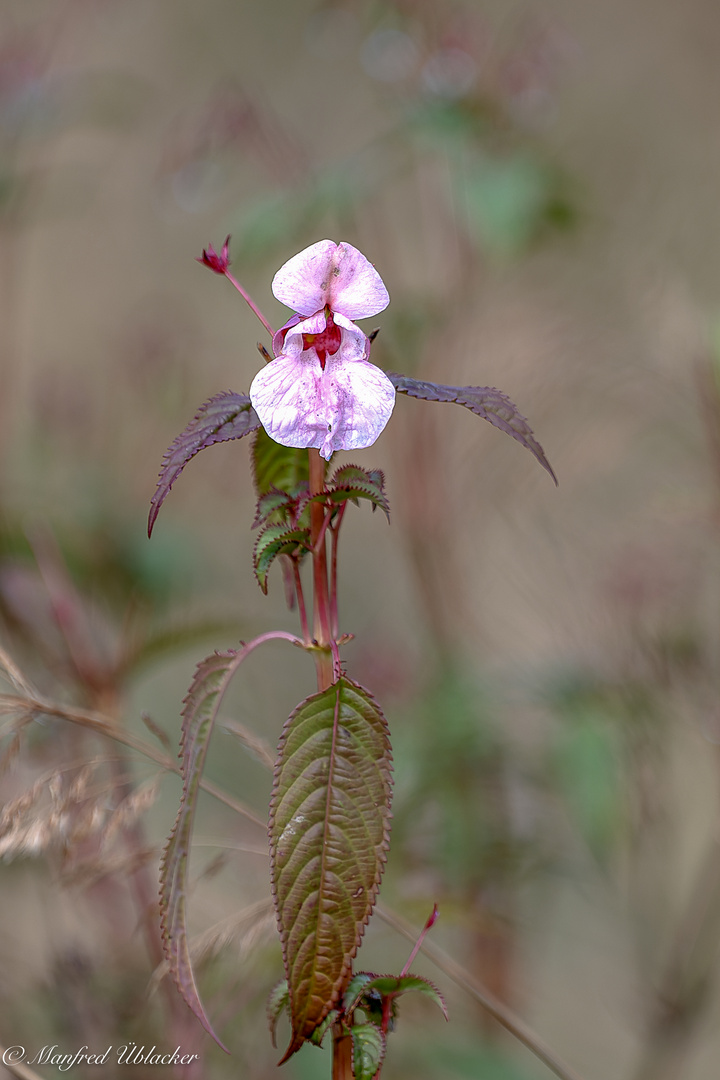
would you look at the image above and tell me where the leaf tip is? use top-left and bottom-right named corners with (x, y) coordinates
top-left (278, 1034), bottom-right (305, 1065)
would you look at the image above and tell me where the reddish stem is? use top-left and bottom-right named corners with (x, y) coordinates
top-left (292, 559), bottom-right (310, 643)
top-left (371, 905), bottom-right (440, 1079)
top-left (329, 502), bottom-right (347, 640)
top-left (308, 451), bottom-right (350, 1078)
top-left (224, 270), bottom-right (275, 338)
top-left (333, 1024), bottom-right (353, 1080)
top-left (401, 904), bottom-right (439, 976)
top-left (308, 449), bottom-right (333, 691)
top-left (313, 506), bottom-right (335, 555)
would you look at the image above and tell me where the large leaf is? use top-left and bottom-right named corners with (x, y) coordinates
top-left (159, 647), bottom-right (249, 1051)
top-left (269, 678), bottom-right (393, 1060)
top-left (388, 374), bottom-right (557, 484)
top-left (148, 392), bottom-right (261, 536)
top-left (252, 426), bottom-right (310, 498)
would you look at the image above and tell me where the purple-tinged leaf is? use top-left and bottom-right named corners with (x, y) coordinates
top-left (269, 678), bottom-right (393, 1061)
top-left (253, 523), bottom-right (311, 594)
top-left (351, 1023), bottom-right (386, 1080)
top-left (148, 392), bottom-right (261, 537)
top-left (388, 374), bottom-right (557, 485)
top-left (160, 646), bottom-right (252, 1051)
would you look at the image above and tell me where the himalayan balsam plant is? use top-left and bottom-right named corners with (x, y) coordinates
top-left (150, 238), bottom-right (557, 1079)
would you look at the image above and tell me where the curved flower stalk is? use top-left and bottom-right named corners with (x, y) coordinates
top-left (250, 240), bottom-right (396, 460)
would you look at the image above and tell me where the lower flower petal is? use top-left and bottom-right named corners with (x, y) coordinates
top-left (249, 354), bottom-right (331, 450)
top-left (318, 356), bottom-right (395, 459)
top-left (250, 352), bottom-right (396, 460)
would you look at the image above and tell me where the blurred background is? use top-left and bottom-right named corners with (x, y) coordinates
top-left (2, 1), bottom-right (720, 1078)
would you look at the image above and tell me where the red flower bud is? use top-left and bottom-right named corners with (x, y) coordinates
top-left (196, 235), bottom-right (231, 274)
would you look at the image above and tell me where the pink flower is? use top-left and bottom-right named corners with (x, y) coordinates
top-left (249, 240), bottom-right (395, 460)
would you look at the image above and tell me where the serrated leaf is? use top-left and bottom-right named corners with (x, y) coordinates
top-left (253, 523), bottom-right (311, 594)
top-left (351, 1023), bottom-right (386, 1080)
top-left (267, 979), bottom-right (290, 1048)
top-left (343, 972), bottom-right (375, 1011)
top-left (328, 464), bottom-right (390, 521)
top-left (148, 392), bottom-right (260, 536)
top-left (343, 972), bottom-right (389, 1028)
top-left (252, 426), bottom-right (310, 498)
top-left (308, 1009), bottom-right (338, 1047)
top-left (269, 678), bottom-right (393, 1060)
top-left (160, 648), bottom-right (249, 1051)
top-left (252, 489), bottom-right (299, 529)
top-left (358, 975), bottom-right (448, 1020)
top-left (388, 374), bottom-right (557, 485)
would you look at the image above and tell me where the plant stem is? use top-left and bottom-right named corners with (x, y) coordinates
top-left (224, 270), bottom-right (275, 337)
top-left (329, 503), bottom-right (347, 639)
top-left (308, 449), bottom-right (333, 691)
top-left (292, 559), bottom-right (310, 643)
top-left (401, 903), bottom-right (439, 976)
top-left (307, 451), bottom-right (349, 1078)
top-left (376, 904), bottom-right (586, 1080)
top-left (332, 1024), bottom-right (353, 1080)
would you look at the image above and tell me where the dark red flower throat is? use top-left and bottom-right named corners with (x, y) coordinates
top-left (302, 308), bottom-right (342, 370)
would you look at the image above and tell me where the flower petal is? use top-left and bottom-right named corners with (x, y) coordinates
top-left (318, 354), bottom-right (395, 459)
top-left (272, 240), bottom-right (389, 320)
top-left (325, 242), bottom-right (390, 320)
top-left (249, 345), bottom-right (396, 460)
top-left (249, 352), bottom-right (331, 450)
top-left (272, 313), bottom-right (302, 358)
top-left (271, 239), bottom-right (338, 317)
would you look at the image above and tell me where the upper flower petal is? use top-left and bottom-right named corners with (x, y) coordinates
top-left (272, 240), bottom-right (389, 320)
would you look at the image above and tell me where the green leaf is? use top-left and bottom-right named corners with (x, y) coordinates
top-left (552, 711), bottom-right (621, 857)
top-left (327, 465), bottom-right (390, 521)
top-left (269, 678), bottom-right (393, 1060)
top-left (252, 489), bottom-right (301, 529)
top-left (388, 374), bottom-right (557, 485)
top-left (461, 153), bottom-right (556, 256)
top-left (253, 523), bottom-right (311, 594)
top-left (308, 1010), bottom-right (339, 1047)
top-left (252, 427), bottom-right (310, 498)
top-left (160, 649), bottom-right (252, 1051)
top-left (267, 979), bottom-right (290, 1048)
top-left (351, 1023), bottom-right (386, 1080)
top-left (148, 392), bottom-right (260, 536)
top-left (357, 975), bottom-right (448, 1020)
top-left (343, 972), bottom-right (375, 1011)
